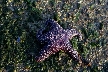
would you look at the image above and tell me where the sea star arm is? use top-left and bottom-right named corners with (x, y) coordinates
top-left (62, 42), bottom-right (81, 62)
top-left (65, 29), bottom-right (82, 40)
top-left (62, 42), bottom-right (90, 66)
top-left (36, 19), bottom-right (62, 43)
top-left (45, 19), bottom-right (63, 30)
top-left (35, 43), bottom-right (60, 62)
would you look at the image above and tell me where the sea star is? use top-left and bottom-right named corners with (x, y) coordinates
top-left (36, 19), bottom-right (90, 66)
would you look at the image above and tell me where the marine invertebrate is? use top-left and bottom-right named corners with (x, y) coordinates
top-left (36, 19), bottom-right (90, 66)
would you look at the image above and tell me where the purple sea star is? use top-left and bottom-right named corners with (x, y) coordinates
top-left (36, 19), bottom-right (90, 66)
